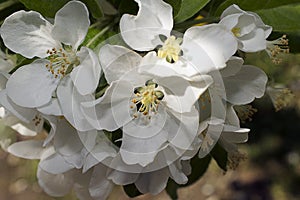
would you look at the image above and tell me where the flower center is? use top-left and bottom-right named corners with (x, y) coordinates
top-left (45, 46), bottom-right (79, 78)
top-left (158, 35), bottom-right (183, 63)
top-left (130, 80), bottom-right (164, 118)
top-left (231, 27), bottom-right (241, 37)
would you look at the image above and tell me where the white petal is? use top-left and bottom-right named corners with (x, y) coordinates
top-left (37, 98), bottom-right (62, 116)
top-left (219, 13), bottom-right (240, 30)
top-left (89, 164), bottom-right (114, 200)
top-left (53, 118), bottom-right (83, 156)
top-left (11, 122), bottom-right (39, 137)
top-left (7, 140), bottom-right (45, 159)
top-left (37, 167), bottom-right (74, 197)
top-left (222, 125), bottom-right (249, 143)
top-left (57, 76), bottom-right (94, 131)
top-left (135, 168), bottom-right (169, 195)
top-left (83, 132), bottom-right (116, 172)
top-left (0, 90), bottom-right (36, 123)
top-left (182, 24), bottom-right (237, 74)
top-left (82, 80), bottom-right (133, 131)
top-left (224, 65), bottom-right (268, 105)
top-left (0, 10), bottom-right (60, 58)
top-left (108, 154), bottom-right (144, 174)
top-left (39, 152), bottom-right (74, 174)
top-left (220, 56), bottom-right (244, 77)
top-left (6, 59), bottom-right (59, 108)
top-left (167, 107), bottom-right (199, 150)
top-left (139, 52), bottom-right (200, 78)
top-left (99, 45), bottom-right (141, 84)
top-left (239, 28), bottom-right (267, 52)
top-left (52, 1), bottom-right (90, 49)
top-left (120, 0), bottom-right (173, 51)
top-left (160, 75), bottom-right (213, 113)
top-left (225, 105), bottom-right (240, 127)
top-left (168, 162), bottom-right (188, 184)
top-left (71, 47), bottom-right (101, 95)
top-left (221, 4), bottom-right (245, 18)
top-left (121, 114), bottom-right (169, 166)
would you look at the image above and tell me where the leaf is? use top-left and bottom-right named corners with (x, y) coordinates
top-left (256, 4), bottom-right (300, 32)
top-left (174, 0), bottom-right (211, 23)
top-left (19, 0), bottom-right (69, 18)
top-left (166, 179), bottom-right (179, 200)
top-left (164, 0), bottom-right (182, 17)
top-left (81, 0), bottom-right (104, 19)
top-left (215, 0), bottom-right (300, 16)
top-left (210, 143), bottom-right (228, 172)
top-left (123, 183), bottom-right (142, 198)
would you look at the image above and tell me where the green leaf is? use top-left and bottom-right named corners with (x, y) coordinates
top-left (210, 143), bottom-right (228, 172)
top-left (81, 0), bottom-right (104, 19)
top-left (123, 184), bottom-right (142, 198)
top-left (174, 0), bottom-right (211, 23)
top-left (215, 0), bottom-right (300, 16)
top-left (164, 0), bottom-right (182, 17)
top-left (166, 179), bottom-right (179, 200)
top-left (19, 0), bottom-right (69, 18)
top-left (256, 4), bottom-right (300, 32)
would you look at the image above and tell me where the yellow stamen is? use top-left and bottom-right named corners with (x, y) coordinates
top-left (231, 27), bottom-right (241, 37)
top-left (158, 35), bottom-right (182, 63)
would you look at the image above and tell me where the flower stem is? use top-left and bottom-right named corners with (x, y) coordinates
top-left (86, 26), bottom-right (111, 48)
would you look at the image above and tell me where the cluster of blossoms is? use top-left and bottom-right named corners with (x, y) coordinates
top-left (0, 0), bottom-right (290, 199)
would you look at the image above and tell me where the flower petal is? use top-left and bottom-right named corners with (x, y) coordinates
top-left (39, 152), bottom-right (74, 174)
top-left (220, 56), bottom-right (243, 77)
top-left (53, 118), bottom-right (83, 156)
top-left (6, 59), bottom-right (59, 108)
top-left (71, 47), bottom-right (101, 95)
top-left (160, 75), bottom-right (213, 113)
top-left (135, 167), bottom-right (169, 195)
top-left (222, 125), bottom-right (249, 143)
top-left (182, 24), bottom-right (237, 74)
top-left (139, 52), bottom-right (200, 78)
top-left (239, 28), bottom-right (267, 52)
top-left (52, 1), bottom-right (90, 49)
top-left (99, 45), bottom-right (141, 84)
top-left (81, 80), bottom-right (133, 131)
top-left (57, 76), bottom-right (94, 131)
top-left (89, 164), bottom-right (114, 200)
top-left (0, 10), bottom-right (60, 58)
top-left (120, 0), bottom-right (173, 51)
top-left (37, 98), bottom-right (62, 116)
top-left (167, 107), bottom-right (199, 150)
top-left (223, 65), bottom-right (268, 105)
top-left (37, 167), bottom-right (75, 197)
top-left (0, 90), bottom-right (36, 123)
top-left (120, 112), bottom-right (169, 166)
top-left (7, 140), bottom-right (45, 159)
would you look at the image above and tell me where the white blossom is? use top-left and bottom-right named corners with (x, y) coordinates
top-left (82, 44), bottom-right (211, 167)
top-left (219, 4), bottom-right (272, 52)
top-left (120, 0), bottom-right (237, 78)
top-left (0, 1), bottom-right (100, 131)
